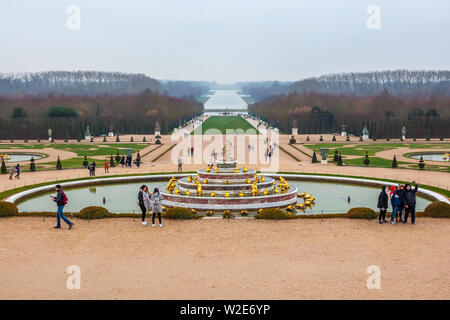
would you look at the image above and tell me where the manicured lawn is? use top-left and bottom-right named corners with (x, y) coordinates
top-left (50, 143), bottom-right (148, 156)
top-left (192, 116), bottom-right (259, 135)
top-left (37, 157), bottom-right (101, 170)
top-left (0, 143), bottom-right (148, 156)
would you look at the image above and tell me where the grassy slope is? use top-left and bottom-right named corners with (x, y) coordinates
top-left (192, 116), bottom-right (259, 135)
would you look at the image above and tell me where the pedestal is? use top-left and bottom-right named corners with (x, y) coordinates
top-left (321, 159), bottom-right (328, 165)
top-left (292, 128), bottom-right (298, 135)
top-left (341, 131), bottom-right (347, 136)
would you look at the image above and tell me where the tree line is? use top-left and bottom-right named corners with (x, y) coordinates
top-left (242, 70), bottom-right (450, 101)
top-left (0, 90), bottom-right (203, 140)
top-left (0, 71), bottom-right (210, 99)
top-left (248, 89), bottom-right (450, 139)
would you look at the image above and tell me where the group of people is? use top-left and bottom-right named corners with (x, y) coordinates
top-left (49, 184), bottom-right (164, 230)
top-left (138, 185), bottom-right (164, 227)
top-left (9, 164), bottom-right (20, 179)
top-left (118, 154), bottom-right (139, 168)
top-left (377, 181), bottom-right (419, 224)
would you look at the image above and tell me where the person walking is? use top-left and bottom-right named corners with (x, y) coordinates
top-left (190, 146), bottom-right (194, 157)
top-left (138, 185), bottom-right (148, 225)
top-left (9, 166), bottom-right (14, 180)
top-left (390, 186), bottom-right (402, 224)
top-left (120, 155), bottom-right (125, 167)
top-left (50, 185), bottom-right (73, 230)
top-left (14, 164), bottom-right (20, 179)
top-left (177, 157), bottom-right (183, 172)
top-left (104, 160), bottom-right (109, 173)
top-left (150, 187), bottom-right (163, 227)
top-left (403, 181), bottom-right (419, 224)
top-left (377, 185), bottom-right (389, 224)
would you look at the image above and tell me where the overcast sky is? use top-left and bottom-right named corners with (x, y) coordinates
top-left (0, 0), bottom-right (449, 83)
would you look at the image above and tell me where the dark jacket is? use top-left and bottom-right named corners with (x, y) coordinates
top-left (138, 190), bottom-right (144, 206)
top-left (403, 184), bottom-right (418, 207)
top-left (53, 190), bottom-right (65, 206)
top-left (391, 189), bottom-right (403, 208)
top-left (377, 186), bottom-right (388, 209)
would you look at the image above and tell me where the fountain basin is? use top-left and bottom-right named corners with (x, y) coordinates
top-left (161, 187), bottom-right (298, 211)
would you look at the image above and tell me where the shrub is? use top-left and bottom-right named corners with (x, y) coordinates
top-left (319, 136), bottom-right (323, 141)
top-left (424, 202), bottom-right (450, 218)
top-left (312, 151), bottom-right (318, 163)
top-left (30, 157), bottom-right (36, 171)
top-left (289, 135), bottom-right (296, 144)
top-left (1, 158), bottom-right (6, 174)
top-left (116, 136), bottom-right (120, 142)
top-left (109, 154), bottom-right (115, 167)
top-left (347, 207), bottom-right (376, 219)
top-left (332, 135), bottom-right (336, 141)
top-left (163, 207), bottom-right (198, 219)
top-left (0, 201), bottom-right (19, 217)
top-left (78, 206), bottom-right (108, 219)
top-left (56, 156), bottom-right (62, 170)
top-left (130, 137), bottom-right (134, 142)
top-left (255, 208), bottom-right (295, 220)
top-left (363, 152), bottom-right (370, 166)
top-left (82, 156), bottom-right (88, 168)
top-left (155, 138), bottom-right (161, 144)
top-left (418, 156), bottom-right (425, 169)
top-left (392, 155), bottom-right (398, 168)
top-left (223, 210), bottom-right (235, 219)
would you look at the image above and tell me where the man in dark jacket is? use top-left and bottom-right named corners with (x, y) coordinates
top-left (377, 185), bottom-right (389, 224)
top-left (403, 181), bottom-right (419, 224)
top-left (50, 184), bottom-right (73, 230)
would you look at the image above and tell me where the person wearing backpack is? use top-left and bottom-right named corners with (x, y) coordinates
top-left (50, 184), bottom-right (73, 230)
top-left (150, 187), bottom-right (163, 227)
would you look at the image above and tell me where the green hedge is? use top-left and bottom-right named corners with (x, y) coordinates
top-left (347, 207), bottom-right (376, 219)
top-left (163, 207), bottom-right (199, 219)
top-left (424, 201), bottom-right (450, 218)
top-left (255, 208), bottom-right (296, 220)
top-left (78, 206), bottom-right (108, 219)
top-left (0, 201), bottom-right (18, 217)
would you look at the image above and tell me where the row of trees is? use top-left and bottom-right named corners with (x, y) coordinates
top-left (0, 71), bottom-right (210, 99)
top-left (242, 70), bottom-right (450, 101)
top-left (248, 90), bottom-right (450, 138)
top-left (0, 90), bottom-right (203, 139)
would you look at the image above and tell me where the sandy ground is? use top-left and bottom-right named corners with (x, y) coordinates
top-left (0, 217), bottom-right (448, 300)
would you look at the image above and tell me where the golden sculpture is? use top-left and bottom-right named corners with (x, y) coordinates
top-left (196, 183), bottom-right (202, 196)
top-left (251, 181), bottom-right (259, 196)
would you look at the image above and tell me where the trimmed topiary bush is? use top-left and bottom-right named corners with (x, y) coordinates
top-left (56, 156), bottom-right (62, 170)
top-left (0, 201), bottom-right (19, 217)
top-left (312, 151), bottom-right (318, 163)
top-left (155, 138), bottom-right (161, 144)
top-left (255, 208), bottom-right (295, 220)
top-left (289, 135), bottom-right (296, 144)
top-left (78, 206), bottom-right (108, 219)
top-left (1, 158), bottom-right (6, 174)
top-left (30, 157), bottom-right (36, 171)
top-left (163, 207), bottom-right (199, 219)
top-left (347, 207), bottom-right (376, 219)
top-left (424, 202), bottom-right (450, 218)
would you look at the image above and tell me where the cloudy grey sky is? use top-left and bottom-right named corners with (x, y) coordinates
top-left (0, 0), bottom-right (449, 83)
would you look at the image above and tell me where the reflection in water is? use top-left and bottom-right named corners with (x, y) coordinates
top-left (204, 90), bottom-right (248, 110)
top-left (410, 153), bottom-right (448, 162)
top-left (17, 180), bottom-right (432, 215)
